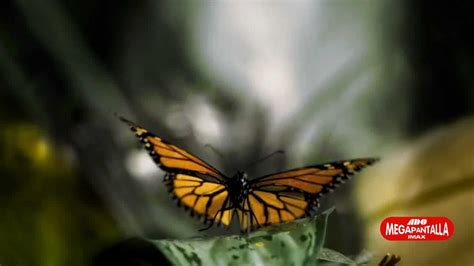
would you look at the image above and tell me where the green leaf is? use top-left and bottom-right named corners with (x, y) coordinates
top-left (318, 248), bottom-right (357, 265)
top-left (151, 207), bottom-right (334, 266)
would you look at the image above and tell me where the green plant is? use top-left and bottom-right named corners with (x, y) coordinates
top-left (96, 208), bottom-right (367, 265)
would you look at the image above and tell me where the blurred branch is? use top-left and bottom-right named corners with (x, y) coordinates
top-left (14, 0), bottom-right (132, 118)
top-left (13, 0), bottom-right (197, 237)
top-left (0, 44), bottom-right (46, 123)
top-left (278, 55), bottom-right (372, 149)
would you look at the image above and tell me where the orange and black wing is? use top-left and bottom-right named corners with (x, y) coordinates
top-left (119, 116), bottom-right (233, 226)
top-left (238, 158), bottom-right (378, 230)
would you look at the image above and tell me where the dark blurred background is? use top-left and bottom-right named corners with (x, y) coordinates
top-left (1, 1), bottom-right (473, 265)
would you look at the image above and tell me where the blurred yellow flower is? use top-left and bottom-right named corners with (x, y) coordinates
top-left (355, 117), bottom-right (474, 265)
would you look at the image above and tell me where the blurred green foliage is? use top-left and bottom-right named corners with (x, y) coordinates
top-left (0, 123), bottom-right (121, 265)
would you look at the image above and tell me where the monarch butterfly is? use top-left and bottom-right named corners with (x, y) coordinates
top-left (119, 116), bottom-right (378, 231)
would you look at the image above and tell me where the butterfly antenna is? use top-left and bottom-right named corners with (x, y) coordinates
top-left (243, 150), bottom-right (285, 172)
top-left (204, 144), bottom-right (235, 175)
top-left (204, 144), bottom-right (225, 159)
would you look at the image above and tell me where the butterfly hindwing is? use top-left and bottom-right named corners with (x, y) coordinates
top-left (237, 188), bottom-right (311, 231)
top-left (166, 173), bottom-right (233, 225)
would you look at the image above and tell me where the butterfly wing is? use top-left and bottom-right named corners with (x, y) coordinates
top-left (120, 117), bottom-right (232, 226)
top-left (238, 158), bottom-right (378, 230)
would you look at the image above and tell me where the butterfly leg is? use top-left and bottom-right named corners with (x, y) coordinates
top-left (199, 220), bottom-right (215, 232)
top-left (199, 210), bottom-right (221, 232)
top-left (199, 205), bottom-right (234, 232)
top-left (247, 211), bottom-right (251, 236)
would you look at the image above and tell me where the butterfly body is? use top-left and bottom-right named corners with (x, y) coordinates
top-left (119, 116), bottom-right (378, 231)
top-left (226, 172), bottom-right (250, 208)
